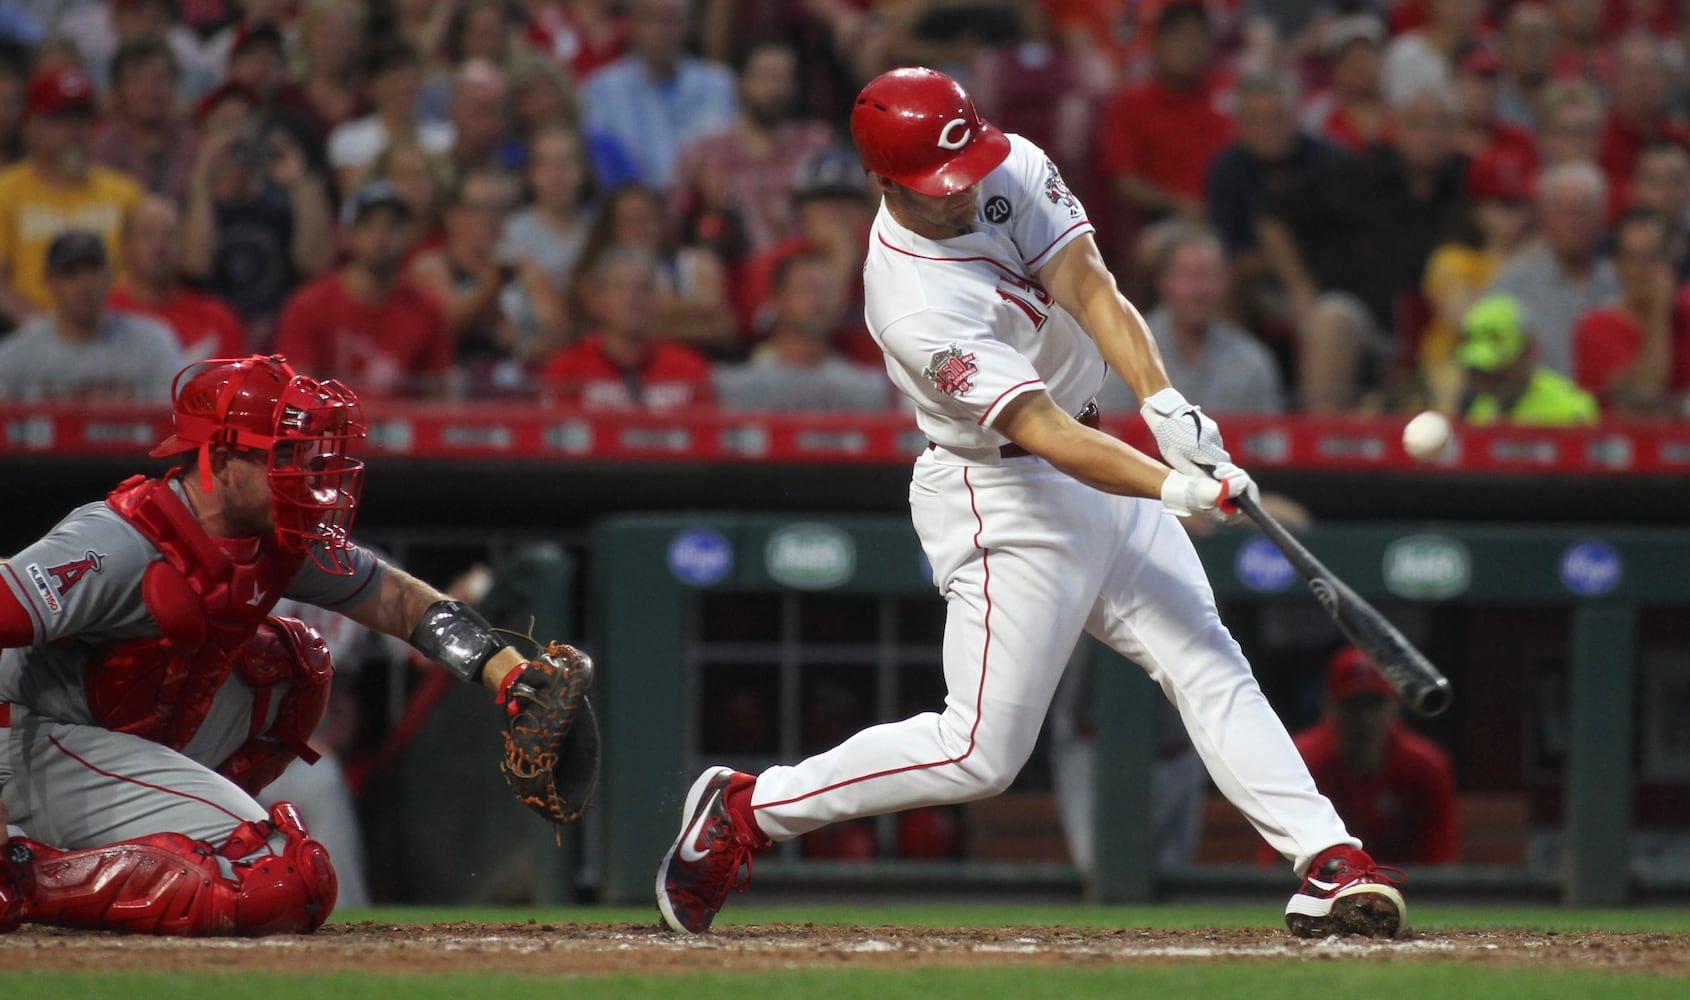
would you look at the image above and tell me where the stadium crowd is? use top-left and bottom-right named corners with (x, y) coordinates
top-left (0, 0), bottom-right (1686, 422)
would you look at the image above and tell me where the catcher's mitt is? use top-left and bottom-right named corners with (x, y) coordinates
top-left (496, 642), bottom-right (600, 827)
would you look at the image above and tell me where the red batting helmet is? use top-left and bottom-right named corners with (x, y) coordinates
top-left (850, 67), bottom-right (1011, 197)
top-left (151, 355), bottom-right (368, 575)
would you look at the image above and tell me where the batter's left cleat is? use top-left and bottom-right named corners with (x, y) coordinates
top-left (655, 766), bottom-right (769, 934)
top-left (1, 801), bottom-right (21, 934)
top-left (1285, 845), bottom-right (1407, 939)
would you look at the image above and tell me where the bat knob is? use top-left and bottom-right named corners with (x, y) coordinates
top-left (1411, 677), bottom-right (1454, 717)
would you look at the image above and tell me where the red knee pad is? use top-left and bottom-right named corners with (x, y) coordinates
top-left (9, 802), bottom-right (337, 936)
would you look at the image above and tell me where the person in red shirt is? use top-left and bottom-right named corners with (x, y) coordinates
top-left (1573, 207), bottom-right (1690, 415)
top-left (1268, 647), bottom-right (1458, 867)
top-left (1597, 33), bottom-right (1690, 205)
top-left (1452, 46), bottom-right (1537, 184)
top-left (1098, 2), bottom-right (1233, 224)
top-left (272, 181), bottom-right (453, 399)
top-left (109, 194), bottom-right (247, 361)
top-left (1304, 16), bottom-right (1389, 154)
top-left (541, 243), bottom-right (713, 410)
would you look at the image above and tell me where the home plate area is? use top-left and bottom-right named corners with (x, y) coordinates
top-left (4, 923), bottom-right (1690, 976)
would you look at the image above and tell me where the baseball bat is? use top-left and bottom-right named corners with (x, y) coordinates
top-left (1233, 493), bottom-right (1453, 717)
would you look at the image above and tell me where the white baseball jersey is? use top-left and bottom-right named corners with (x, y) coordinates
top-left (866, 133), bottom-right (1106, 452)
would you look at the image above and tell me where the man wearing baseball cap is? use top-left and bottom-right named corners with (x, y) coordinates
top-left (1458, 292), bottom-right (1599, 425)
top-left (0, 65), bottom-right (143, 330)
top-left (1272, 648), bottom-right (1458, 867)
top-left (0, 229), bottom-right (183, 401)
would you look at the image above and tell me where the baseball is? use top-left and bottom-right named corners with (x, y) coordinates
top-left (1402, 411), bottom-right (1453, 462)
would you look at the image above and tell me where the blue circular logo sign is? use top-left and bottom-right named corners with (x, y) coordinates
top-left (1559, 540), bottom-right (1621, 598)
top-left (668, 529), bottom-right (733, 586)
top-left (1235, 537), bottom-right (1297, 593)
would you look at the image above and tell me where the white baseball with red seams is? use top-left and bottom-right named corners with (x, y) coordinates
top-left (743, 133), bottom-right (1359, 874)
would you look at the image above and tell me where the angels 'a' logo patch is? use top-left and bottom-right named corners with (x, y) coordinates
top-left (922, 344), bottom-right (979, 397)
top-left (1043, 158), bottom-right (1078, 215)
top-left (46, 550), bottom-right (105, 597)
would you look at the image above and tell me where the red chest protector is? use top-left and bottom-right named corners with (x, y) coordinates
top-left (84, 476), bottom-right (326, 787)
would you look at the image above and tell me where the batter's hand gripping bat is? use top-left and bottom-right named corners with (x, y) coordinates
top-left (1233, 493), bottom-right (1453, 717)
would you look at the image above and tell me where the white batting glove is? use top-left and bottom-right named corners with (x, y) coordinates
top-left (1161, 463), bottom-right (1258, 523)
top-left (1141, 387), bottom-right (1233, 477)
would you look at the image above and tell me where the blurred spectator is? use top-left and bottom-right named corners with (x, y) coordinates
top-left (498, 125), bottom-right (594, 344)
top-left (1381, 0), bottom-right (1486, 106)
top-left (1099, 2), bottom-right (1231, 225)
top-left (1276, 647), bottom-right (1458, 867)
top-left (329, 42), bottom-right (453, 197)
top-left (0, 47), bottom-right (26, 167)
top-left (273, 181), bottom-right (453, 399)
top-left (713, 250), bottom-right (888, 411)
top-left (573, 183), bottom-right (736, 352)
top-left (59, 0), bottom-right (223, 101)
top-left (522, 0), bottom-right (628, 81)
top-left (1302, 15), bottom-right (1388, 154)
top-left (1495, 1), bottom-right (1558, 130)
top-left (1098, 222), bottom-right (1284, 416)
top-left (1204, 69), bottom-right (1340, 349)
top-left (739, 146), bottom-right (876, 362)
top-left (579, 0), bottom-right (736, 189)
top-left (668, 41), bottom-right (835, 263)
top-left (504, 54), bottom-right (579, 165)
top-left (109, 194), bottom-right (246, 361)
top-left (293, 0), bottom-right (368, 138)
top-left (1452, 46), bottom-right (1537, 183)
top-left (182, 83), bottom-right (334, 348)
top-left (0, 66), bottom-right (142, 329)
top-left (225, 22), bottom-right (332, 180)
top-left (1538, 78), bottom-right (1605, 169)
top-left (369, 137), bottom-right (453, 259)
top-left (1457, 291), bottom-right (1599, 425)
top-left (1486, 161), bottom-right (1618, 376)
top-left (89, 38), bottom-right (196, 202)
top-left (1419, 160), bottom-right (1535, 412)
top-left (449, 0), bottom-right (523, 69)
top-left (870, 0), bottom-right (1035, 79)
top-left (412, 166), bottom-right (555, 377)
top-left (1630, 142), bottom-right (1690, 277)
top-left (389, 0), bottom-right (456, 81)
top-left (542, 242), bottom-right (714, 409)
top-left (445, 59), bottom-right (514, 178)
top-left (1259, 84), bottom-right (1469, 413)
top-left (1573, 208), bottom-right (1688, 416)
top-left (1550, 0), bottom-right (1609, 82)
top-left (0, 229), bottom-right (182, 401)
top-left (1597, 33), bottom-right (1690, 204)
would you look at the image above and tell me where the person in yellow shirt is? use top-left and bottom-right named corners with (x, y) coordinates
top-left (1457, 292), bottom-right (1599, 426)
top-left (0, 66), bottom-right (143, 328)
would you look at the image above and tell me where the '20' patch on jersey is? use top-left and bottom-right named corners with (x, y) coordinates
top-left (923, 344), bottom-right (979, 397)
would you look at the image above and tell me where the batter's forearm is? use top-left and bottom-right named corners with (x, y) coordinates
top-left (994, 391), bottom-right (1170, 499)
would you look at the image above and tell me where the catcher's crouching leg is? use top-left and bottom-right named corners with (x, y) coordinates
top-left (4, 801), bottom-right (336, 936)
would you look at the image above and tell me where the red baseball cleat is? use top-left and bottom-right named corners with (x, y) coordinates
top-left (1, 801), bottom-right (20, 934)
top-left (1285, 845), bottom-right (1407, 938)
top-left (655, 766), bottom-right (769, 934)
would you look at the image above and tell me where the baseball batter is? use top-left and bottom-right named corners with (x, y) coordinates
top-left (0, 354), bottom-right (586, 936)
top-left (658, 68), bottom-right (1407, 939)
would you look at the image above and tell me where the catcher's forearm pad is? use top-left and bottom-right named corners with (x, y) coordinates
top-left (498, 643), bottom-right (600, 826)
top-left (408, 600), bottom-right (502, 684)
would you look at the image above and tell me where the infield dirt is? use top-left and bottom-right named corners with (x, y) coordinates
top-left (4, 923), bottom-right (1690, 976)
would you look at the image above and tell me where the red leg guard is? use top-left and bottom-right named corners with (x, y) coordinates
top-left (6, 802), bottom-right (337, 936)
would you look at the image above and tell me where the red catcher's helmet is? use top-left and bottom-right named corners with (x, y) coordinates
top-left (150, 355), bottom-right (368, 575)
top-left (850, 67), bottom-right (1011, 197)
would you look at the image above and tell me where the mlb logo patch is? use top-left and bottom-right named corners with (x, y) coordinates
top-left (923, 344), bottom-right (978, 397)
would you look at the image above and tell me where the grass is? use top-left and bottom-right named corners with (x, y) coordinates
top-left (7, 903), bottom-right (1690, 999)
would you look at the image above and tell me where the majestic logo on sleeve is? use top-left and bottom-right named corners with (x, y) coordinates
top-left (46, 550), bottom-right (105, 598)
top-left (1043, 158), bottom-right (1079, 215)
top-left (922, 343), bottom-right (979, 397)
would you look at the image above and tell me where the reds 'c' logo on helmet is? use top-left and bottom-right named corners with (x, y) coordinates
top-left (850, 67), bottom-right (1011, 197)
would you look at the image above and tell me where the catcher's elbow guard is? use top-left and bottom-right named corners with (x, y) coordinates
top-left (408, 600), bottom-right (502, 684)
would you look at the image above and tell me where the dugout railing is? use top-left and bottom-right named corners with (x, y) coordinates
top-left (591, 512), bottom-right (1690, 907)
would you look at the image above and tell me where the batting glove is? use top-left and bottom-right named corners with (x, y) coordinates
top-left (1141, 387), bottom-right (1233, 478)
top-left (1161, 463), bottom-right (1257, 523)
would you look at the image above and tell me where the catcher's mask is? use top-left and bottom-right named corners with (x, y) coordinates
top-left (150, 354), bottom-right (368, 575)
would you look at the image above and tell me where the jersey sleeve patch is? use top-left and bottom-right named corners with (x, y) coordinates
top-left (922, 343), bottom-right (980, 397)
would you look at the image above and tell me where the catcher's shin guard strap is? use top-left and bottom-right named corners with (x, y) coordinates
top-left (408, 600), bottom-right (503, 684)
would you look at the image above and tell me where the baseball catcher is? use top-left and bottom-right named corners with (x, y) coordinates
top-left (0, 354), bottom-right (596, 937)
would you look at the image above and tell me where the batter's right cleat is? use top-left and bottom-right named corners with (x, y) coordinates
top-left (1285, 845), bottom-right (1407, 939)
top-left (655, 766), bottom-right (769, 934)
